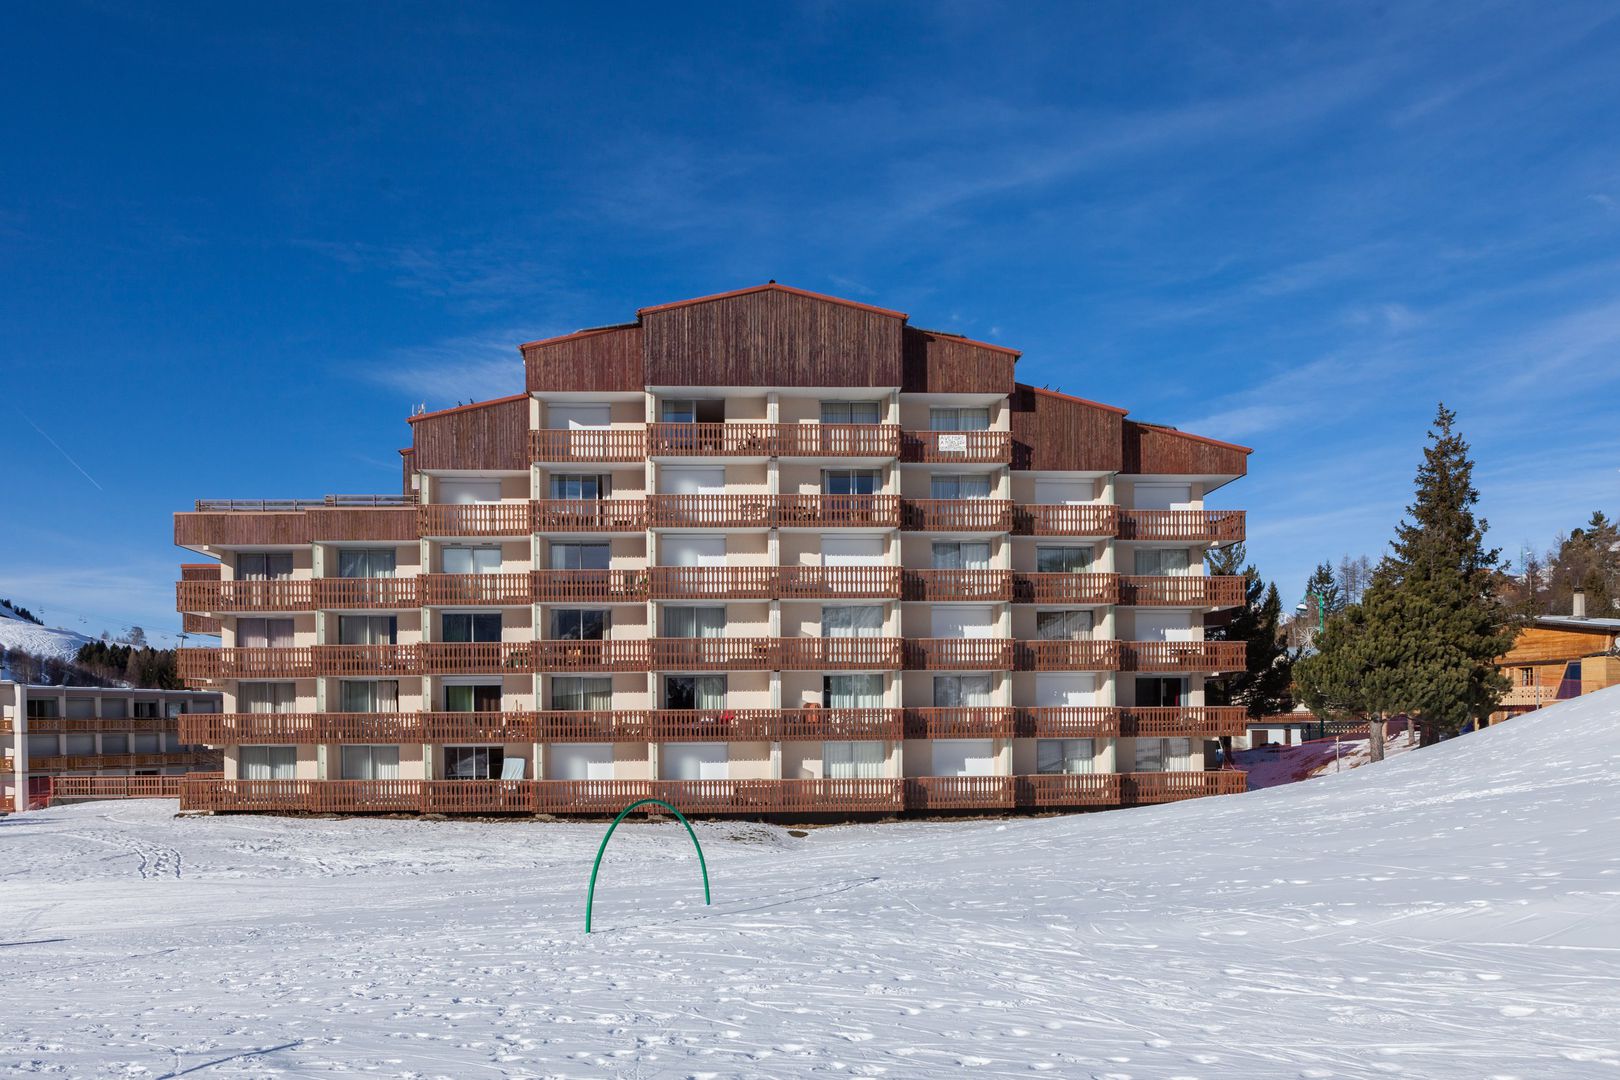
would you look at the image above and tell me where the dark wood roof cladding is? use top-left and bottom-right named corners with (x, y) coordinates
top-left (902, 329), bottom-right (1018, 395)
top-left (523, 326), bottom-right (644, 393)
top-left (1122, 421), bottom-right (1250, 477)
top-left (642, 289), bottom-right (904, 387)
top-left (400, 449), bottom-right (416, 495)
top-left (409, 395), bottom-right (530, 471)
top-left (1009, 385), bottom-right (1125, 472)
top-left (305, 507), bottom-right (418, 541)
top-left (175, 512), bottom-right (310, 548)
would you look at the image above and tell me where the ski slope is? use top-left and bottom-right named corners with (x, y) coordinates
top-left (2, 689), bottom-right (1618, 1078)
top-left (0, 602), bottom-right (94, 663)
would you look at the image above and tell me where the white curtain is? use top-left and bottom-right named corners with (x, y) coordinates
top-left (341, 745), bottom-right (400, 780)
top-left (664, 606), bottom-right (725, 637)
top-left (239, 746), bottom-right (296, 780)
top-left (550, 542), bottom-right (611, 570)
top-left (551, 743), bottom-right (614, 780)
top-left (1036, 546), bottom-right (1092, 573)
top-left (933, 675), bottom-right (992, 708)
top-left (240, 682), bottom-right (296, 713)
top-left (822, 536), bottom-right (884, 565)
top-left (443, 546), bottom-right (501, 574)
top-left (1037, 738), bottom-right (1095, 774)
top-left (1036, 610), bottom-right (1093, 640)
top-left (338, 549), bottom-right (395, 578)
top-left (825, 674), bottom-right (883, 709)
top-left (824, 741), bottom-right (885, 779)
top-left (821, 401), bottom-right (883, 424)
top-left (658, 467), bottom-right (724, 495)
top-left (823, 605), bottom-right (884, 637)
top-left (238, 618), bottom-right (294, 648)
top-left (338, 615), bottom-right (396, 645)
top-left (1135, 548), bottom-right (1191, 576)
top-left (552, 677), bottom-right (612, 711)
top-left (661, 743), bottom-right (728, 781)
top-left (931, 474), bottom-right (992, 499)
top-left (931, 542), bottom-right (990, 570)
top-left (661, 535), bottom-right (726, 567)
top-left (341, 680), bottom-right (398, 713)
top-left (239, 553), bottom-right (293, 580)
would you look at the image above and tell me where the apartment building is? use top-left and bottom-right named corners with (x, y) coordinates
top-left (2, 680), bottom-right (222, 812)
top-left (173, 283), bottom-right (1251, 817)
top-left (1491, 591), bottom-right (1620, 722)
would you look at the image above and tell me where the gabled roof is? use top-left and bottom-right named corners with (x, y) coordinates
top-left (1027, 385), bottom-right (1129, 416)
top-left (517, 324), bottom-right (637, 352)
top-left (405, 393), bottom-right (528, 424)
top-left (1129, 420), bottom-right (1253, 456)
top-left (637, 282), bottom-right (908, 320)
top-left (910, 326), bottom-right (1022, 359)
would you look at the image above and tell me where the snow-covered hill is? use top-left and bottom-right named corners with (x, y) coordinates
top-left (0, 602), bottom-right (93, 662)
top-left (2, 688), bottom-right (1618, 1077)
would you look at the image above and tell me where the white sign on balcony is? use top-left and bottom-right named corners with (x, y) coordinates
top-left (937, 433), bottom-right (969, 453)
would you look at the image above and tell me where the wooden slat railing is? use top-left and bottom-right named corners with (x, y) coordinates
top-left (902, 499), bottom-right (1014, 532)
top-left (1118, 706), bottom-right (1248, 738)
top-left (776, 424), bottom-right (902, 458)
top-left (646, 423), bottom-right (902, 459)
top-left (531, 569), bottom-right (649, 602)
top-left (423, 779), bottom-right (534, 814)
top-left (178, 647), bottom-right (316, 682)
top-left (314, 644), bottom-right (419, 676)
top-left (534, 780), bottom-right (656, 814)
top-left (1017, 773), bottom-right (1121, 808)
top-left (1120, 641), bottom-right (1247, 673)
top-left (646, 637), bottom-right (781, 670)
top-left (900, 430), bottom-right (1013, 463)
top-left (903, 569), bottom-right (1013, 601)
top-left (420, 573), bottom-right (532, 606)
top-left (904, 776), bottom-right (1017, 810)
top-left (314, 577), bottom-right (422, 609)
top-left (775, 494), bottom-right (901, 528)
top-left (176, 579), bottom-right (315, 612)
top-left (1117, 509), bottom-right (1245, 544)
top-left (776, 707), bottom-right (904, 740)
top-left (29, 752), bottom-right (205, 771)
top-left (184, 613), bottom-right (223, 635)
top-left (904, 638), bottom-right (1016, 670)
top-left (533, 498), bottom-right (647, 532)
top-left (533, 639), bottom-right (650, 672)
top-left (1013, 504), bottom-right (1118, 537)
top-left (417, 641), bottom-right (535, 674)
top-left (646, 566), bottom-right (779, 599)
top-left (530, 428), bottom-right (647, 462)
top-left (1017, 706), bottom-right (1122, 738)
top-left (1120, 575), bottom-right (1247, 608)
top-left (1012, 572), bottom-right (1118, 605)
top-left (1014, 640), bottom-right (1122, 671)
top-left (1120, 770), bottom-right (1246, 803)
top-left (52, 776), bottom-right (184, 800)
top-left (646, 494), bottom-right (777, 528)
top-left (418, 502), bottom-right (532, 536)
top-left (418, 711), bottom-right (539, 741)
top-left (648, 709), bottom-right (782, 741)
top-left (27, 716), bottom-right (177, 734)
top-left (903, 706), bottom-right (1016, 738)
top-left (778, 565), bottom-right (903, 598)
top-left (536, 710), bottom-right (653, 741)
top-left (182, 712), bottom-right (418, 744)
top-left (777, 637), bottom-right (906, 670)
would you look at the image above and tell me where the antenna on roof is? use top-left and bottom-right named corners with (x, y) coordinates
top-left (768, 279), bottom-right (776, 284)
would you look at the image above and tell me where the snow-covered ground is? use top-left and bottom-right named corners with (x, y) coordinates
top-left (1238, 725), bottom-right (1423, 789)
top-left (0, 603), bottom-right (94, 663)
top-left (3, 691), bottom-right (1619, 1079)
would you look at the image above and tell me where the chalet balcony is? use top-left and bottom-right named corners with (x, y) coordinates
top-left (777, 637), bottom-right (906, 670)
top-left (183, 613), bottom-right (223, 635)
top-left (1011, 572), bottom-right (1118, 605)
top-left (175, 497), bottom-right (416, 549)
top-left (536, 710), bottom-right (654, 742)
top-left (778, 565), bottom-right (903, 598)
top-left (529, 428), bottom-right (646, 463)
top-left (646, 637), bottom-right (781, 671)
top-left (646, 494), bottom-right (778, 528)
top-left (1119, 575), bottom-right (1247, 608)
top-left (776, 707), bottom-right (904, 741)
top-left (313, 577), bottom-right (422, 609)
top-left (646, 566), bottom-right (779, 600)
top-left (1017, 705), bottom-right (1122, 738)
top-left (903, 776), bottom-right (1017, 811)
top-left (649, 779), bottom-right (906, 815)
top-left (27, 716), bottom-right (177, 735)
top-left (1016, 773), bottom-right (1121, 808)
top-left (531, 568), bottom-right (650, 603)
top-left (418, 641), bottom-right (535, 675)
top-left (1120, 770), bottom-right (1246, 803)
top-left (1120, 640), bottom-right (1247, 673)
top-left (900, 429), bottom-right (1013, 464)
top-left (317, 644), bottom-right (420, 676)
top-left (532, 639), bottom-right (649, 672)
top-left (648, 709), bottom-right (784, 741)
top-left (52, 776), bottom-right (185, 800)
top-left (1012, 503), bottom-right (1118, 537)
top-left (1117, 509), bottom-right (1245, 544)
top-left (418, 502), bottom-right (531, 537)
top-left (27, 751), bottom-right (209, 771)
top-left (903, 706), bottom-right (1016, 738)
top-left (646, 422), bottom-right (902, 459)
top-left (181, 711), bottom-right (425, 744)
top-left (1118, 706), bottom-right (1249, 738)
top-left (532, 498), bottom-right (646, 533)
top-left (1014, 639), bottom-right (1122, 671)
top-left (178, 646), bottom-right (317, 682)
top-left (901, 498), bottom-right (1014, 532)
top-left (176, 578), bottom-right (314, 613)
top-left (902, 569), bottom-right (1013, 602)
top-left (776, 494), bottom-right (900, 528)
top-left (420, 572), bottom-right (534, 607)
top-left (905, 638), bottom-right (1015, 670)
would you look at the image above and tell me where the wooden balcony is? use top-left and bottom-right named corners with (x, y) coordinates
top-left (52, 776), bottom-right (185, 800)
top-left (418, 641), bottom-right (534, 675)
top-left (176, 578), bottom-right (314, 612)
top-left (531, 569), bottom-right (648, 603)
top-left (646, 566), bottom-right (779, 600)
top-left (900, 429), bottom-right (1013, 464)
top-left (1120, 641), bottom-right (1247, 673)
top-left (778, 565), bottom-right (903, 598)
top-left (532, 499), bottom-right (647, 532)
top-left (902, 498), bottom-right (1013, 532)
top-left (776, 707), bottom-right (904, 741)
top-left (421, 572), bottom-right (533, 607)
top-left (26, 716), bottom-right (177, 734)
top-left (418, 502), bottom-right (531, 537)
top-left (776, 494), bottom-right (900, 528)
top-left (646, 494), bottom-right (900, 529)
top-left (183, 613), bottom-right (223, 635)
top-left (904, 776), bottom-right (1016, 810)
top-left (903, 569), bottom-right (1012, 602)
top-left (646, 637), bottom-right (781, 671)
top-left (646, 422), bottom-right (902, 458)
top-left (1016, 773), bottom-right (1121, 808)
top-left (182, 711), bottom-right (421, 744)
top-left (1118, 509), bottom-right (1245, 544)
top-left (903, 706), bottom-right (1016, 738)
top-left (422, 779), bottom-right (534, 814)
top-left (1119, 575), bottom-right (1247, 608)
top-left (1120, 770), bottom-right (1246, 803)
top-left (533, 780), bottom-right (657, 815)
top-left (1014, 639), bottom-right (1122, 671)
top-left (313, 577), bottom-right (422, 609)
top-left (536, 710), bottom-right (653, 742)
top-left (648, 709), bottom-right (783, 741)
top-left (777, 637), bottom-right (906, 670)
top-left (179, 646), bottom-right (316, 682)
top-left (1013, 504), bottom-right (1118, 537)
top-left (530, 428), bottom-right (646, 463)
top-left (905, 638), bottom-right (1015, 670)
top-left (29, 751), bottom-right (209, 771)
top-left (316, 644), bottom-right (420, 676)
top-left (1118, 706), bottom-right (1249, 738)
top-left (1012, 572), bottom-right (1118, 605)
top-left (1018, 706), bottom-right (1122, 738)
top-left (532, 639), bottom-right (650, 672)
top-left (175, 499), bottom-right (416, 549)
top-left (650, 779), bottom-right (905, 815)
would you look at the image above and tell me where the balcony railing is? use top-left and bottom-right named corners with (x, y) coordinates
top-left (646, 638), bottom-right (781, 671)
top-left (779, 565), bottom-right (903, 598)
top-left (176, 579), bottom-right (314, 612)
top-left (902, 498), bottom-right (1014, 532)
top-left (1013, 504), bottom-right (1118, 537)
top-left (418, 641), bottom-right (535, 674)
top-left (1118, 706), bottom-right (1248, 738)
top-left (644, 565), bottom-right (903, 600)
top-left (776, 707), bottom-right (904, 741)
top-left (532, 640), bottom-right (649, 672)
top-left (421, 572), bottom-right (534, 607)
top-left (1121, 770), bottom-right (1246, 803)
top-left (314, 577), bottom-right (422, 609)
top-left (903, 706), bottom-right (1016, 738)
top-left (52, 776), bottom-right (186, 800)
top-left (1120, 641), bottom-right (1247, 673)
top-left (25, 716), bottom-right (177, 734)
top-left (900, 430), bottom-right (1012, 464)
top-left (532, 499), bottom-right (647, 532)
top-left (1119, 575), bottom-right (1247, 608)
top-left (1117, 509), bottom-right (1245, 544)
top-left (1016, 773), bottom-right (1121, 808)
top-left (1014, 640), bottom-right (1122, 671)
top-left (776, 494), bottom-right (900, 528)
top-left (903, 776), bottom-right (1017, 810)
top-left (646, 422), bottom-right (902, 458)
top-left (776, 637), bottom-right (906, 670)
top-left (418, 502), bottom-right (532, 537)
top-left (28, 751), bottom-right (207, 771)
top-left (905, 638), bottom-right (1015, 670)
top-left (183, 711), bottom-right (423, 744)
top-left (530, 428), bottom-right (647, 463)
top-left (646, 494), bottom-right (778, 528)
top-left (903, 569), bottom-right (1013, 602)
top-left (1012, 572), bottom-right (1118, 605)
top-left (531, 568), bottom-right (650, 602)
top-left (1018, 706), bottom-right (1122, 738)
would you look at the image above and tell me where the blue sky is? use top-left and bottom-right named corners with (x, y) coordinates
top-left (3, 1), bottom-right (1619, 644)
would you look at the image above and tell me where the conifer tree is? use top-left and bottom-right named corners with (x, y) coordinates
top-left (1206, 543), bottom-right (1294, 717)
top-left (1303, 562), bottom-right (1345, 616)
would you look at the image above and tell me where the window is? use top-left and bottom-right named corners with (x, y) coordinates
top-left (658, 466), bottom-right (726, 495)
top-left (164, 732), bottom-right (182, 751)
top-left (663, 606), bottom-right (725, 638)
top-left (552, 677), bottom-right (612, 712)
top-left (444, 746), bottom-right (504, 780)
top-left (340, 680), bottom-right (398, 713)
top-left (930, 473), bottom-right (992, 499)
top-left (549, 403), bottom-right (610, 429)
top-left (24, 699), bottom-right (59, 718)
top-left (102, 699), bottom-right (129, 719)
top-left (824, 674), bottom-right (884, 709)
top-left (822, 536), bottom-right (884, 565)
top-left (239, 746), bottom-right (296, 780)
top-left (933, 674), bottom-right (993, 707)
top-left (445, 684), bottom-right (502, 712)
top-left (1134, 548), bottom-right (1191, 576)
top-left (132, 733), bottom-right (161, 754)
top-left (661, 743), bottom-right (728, 780)
top-left (238, 552), bottom-right (294, 580)
top-left (1519, 667), bottom-right (1534, 687)
top-left (550, 743), bottom-right (614, 780)
top-left (438, 478), bottom-right (502, 504)
top-left (442, 546), bottom-right (501, 575)
top-left (1033, 477), bottom-right (1092, 504)
top-left (240, 682), bottom-right (297, 713)
top-left (340, 745), bottom-right (400, 780)
top-left (441, 612), bottom-right (501, 643)
top-left (27, 733), bottom-right (59, 756)
top-left (825, 741), bottom-right (885, 779)
top-left (337, 548), bottom-right (396, 578)
top-left (931, 541), bottom-right (990, 570)
top-left (64, 734), bottom-right (95, 756)
top-left (660, 399), bottom-right (723, 423)
top-left (823, 605), bottom-right (884, 637)
top-left (551, 609), bottom-right (607, 641)
top-left (1136, 677), bottom-right (1186, 708)
top-left (930, 604), bottom-right (996, 638)
top-left (238, 617), bottom-right (295, 648)
top-left (1036, 610), bottom-right (1093, 640)
top-left (664, 675), bottom-right (726, 710)
top-left (821, 401), bottom-right (883, 424)
top-left (1036, 546), bottom-right (1093, 573)
top-left (823, 468), bottom-right (882, 496)
top-left (1037, 738), bottom-right (1095, 774)
top-left (1134, 738), bottom-right (1164, 772)
top-left (1135, 737), bottom-right (1194, 772)
top-left (660, 535), bottom-right (726, 566)
top-left (550, 473), bottom-right (608, 500)
top-left (550, 542), bottom-right (611, 571)
top-left (1133, 484), bottom-right (1192, 511)
top-left (338, 615), bottom-right (396, 645)
top-left (929, 407), bottom-right (990, 431)
top-left (932, 739), bottom-right (996, 776)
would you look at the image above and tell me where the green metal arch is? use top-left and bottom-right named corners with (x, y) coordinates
top-left (585, 798), bottom-right (711, 933)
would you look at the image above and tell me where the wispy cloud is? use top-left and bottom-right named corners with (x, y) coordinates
top-left (355, 330), bottom-right (531, 406)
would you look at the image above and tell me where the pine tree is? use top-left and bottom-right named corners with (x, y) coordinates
top-left (1304, 562), bottom-right (1345, 616)
top-left (1206, 543), bottom-right (1294, 718)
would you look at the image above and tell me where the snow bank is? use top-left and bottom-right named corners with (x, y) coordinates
top-left (2, 688), bottom-right (1618, 1077)
top-left (0, 610), bottom-right (93, 663)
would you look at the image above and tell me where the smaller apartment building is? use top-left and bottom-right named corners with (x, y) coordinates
top-left (1492, 599), bottom-right (1620, 721)
top-left (2, 681), bottom-right (222, 812)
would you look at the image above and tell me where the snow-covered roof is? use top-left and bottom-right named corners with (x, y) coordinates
top-left (1534, 615), bottom-right (1620, 632)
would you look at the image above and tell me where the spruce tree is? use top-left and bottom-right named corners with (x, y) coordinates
top-left (1303, 562), bottom-right (1345, 616)
top-left (1206, 544), bottom-right (1294, 718)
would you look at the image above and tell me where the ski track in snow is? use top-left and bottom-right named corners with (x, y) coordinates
top-left (4, 691), bottom-right (1620, 1078)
